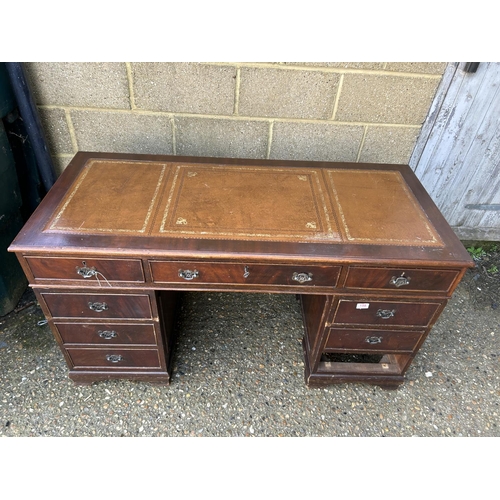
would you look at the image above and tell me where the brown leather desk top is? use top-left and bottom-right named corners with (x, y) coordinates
top-left (10, 152), bottom-right (473, 267)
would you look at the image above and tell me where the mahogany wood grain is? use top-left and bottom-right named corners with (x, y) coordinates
top-left (332, 298), bottom-right (442, 327)
top-left (156, 290), bottom-right (180, 367)
top-left (318, 360), bottom-right (401, 376)
top-left (300, 294), bottom-right (333, 368)
top-left (66, 347), bottom-right (162, 369)
top-left (54, 322), bottom-right (157, 345)
top-left (25, 256), bottom-right (145, 282)
top-left (68, 371), bottom-right (171, 385)
top-left (344, 266), bottom-right (459, 294)
top-left (303, 345), bottom-right (406, 388)
top-left (324, 328), bottom-right (425, 353)
top-left (7, 152), bottom-right (474, 388)
top-left (9, 152), bottom-right (475, 267)
top-left (40, 292), bottom-right (152, 319)
top-left (150, 261), bottom-right (341, 287)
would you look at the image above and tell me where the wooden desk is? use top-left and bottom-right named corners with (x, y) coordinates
top-left (9, 152), bottom-right (473, 389)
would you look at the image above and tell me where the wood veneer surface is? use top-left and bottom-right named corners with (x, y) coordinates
top-left (9, 152), bottom-right (473, 267)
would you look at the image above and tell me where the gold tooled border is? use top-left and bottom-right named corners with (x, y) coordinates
top-left (327, 169), bottom-right (443, 246)
top-left (157, 164), bottom-right (341, 242)
top-left (46, 160), bottom-right (167, 234)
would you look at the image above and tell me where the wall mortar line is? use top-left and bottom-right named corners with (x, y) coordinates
top-left (356, 125), bottom-right (368, 162)
top-left (64, 110), bottom-right (79, 153)
top-left (125, 63), bottom-right (136, 109)
top-left (32, 62), bottom-right (443, 170)
top-left (330, 74), bottom-right (344, 120)
top-left (266, 121), bottom-right (274, 159)
top-left (171, 116), bottom-right (177, 155)
top-left (37, 105), bottom-right (422, 128)
top-left (202, 62), bottom-right (444, 79)
top-left (234, 68), bottom-right (241, 115)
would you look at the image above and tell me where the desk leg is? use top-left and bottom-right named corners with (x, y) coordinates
top-left (300, 294), bottom-right (406, 390)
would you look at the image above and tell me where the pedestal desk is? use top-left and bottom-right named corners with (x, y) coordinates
top-left (9, 152), bottom-right (473, 389)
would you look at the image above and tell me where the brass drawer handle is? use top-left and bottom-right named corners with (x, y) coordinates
top-left (98, 330), bottom-right (117, 340)
top-left (390, 274), bottom-right (411, 287)
top-left (178, 269), bottom-right (199, 280)
top-left (88, 301), bottom-right (108, 312)
top-left (376, 309), bottom-right (396, 319)
top-left (365, 336), bottom-right (383, 344)
top-left (76, 261), bottom-right (97, 278)
top-left (106, 354), bottom-right (123, 363)
top-left (292, 272), bottom-right (313, 284)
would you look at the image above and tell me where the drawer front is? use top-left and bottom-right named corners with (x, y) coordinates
top-left (55, 322), bottom-right (157, 345)
top-left (25, 256), bottom-right (145, 283)
top-left (344, 266), bottom-right (459, 293)
top-left (41, 293), bottom-right (152, 319)
top-left (150, 261), bottom-right (341, 287)
top-left (332, 299), bottom-right (442, 327)
top-left (325, 328), bottom-right (425, 353)
top-left (66, 347), bottom-right (162, 369)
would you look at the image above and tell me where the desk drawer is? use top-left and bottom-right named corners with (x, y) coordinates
top-left (150, 261), bottom-right (341, 287)
top-left (41, 293), bottom-right (153, 319)
top-left (325, 328), bottom-right (425, 353)
top-left (55, 322), bottom-right (157, 345)
top-left (25, 256), bottom-right (145, 283)
top-left (66, 347), bottom-right (162, 369)
top-left (332, 299), bottom-right (442, 328)
top-left (344, 266), bottom-right (459, 293)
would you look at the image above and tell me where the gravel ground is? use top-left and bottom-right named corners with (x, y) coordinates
top-left (0, 273), bottom-right (498, 439)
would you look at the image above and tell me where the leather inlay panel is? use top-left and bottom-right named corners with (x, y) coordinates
top-left (326, 169), bottom-right (443, 247)
top-left (153, 164), bottom-right (341, 242)
top-left (45, 160), bottom-right (169, 234)
top-left (40, 159), bottom-right (447, 248)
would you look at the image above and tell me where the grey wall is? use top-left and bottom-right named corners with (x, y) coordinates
top-left (26, 62), bottom-right (446, 174)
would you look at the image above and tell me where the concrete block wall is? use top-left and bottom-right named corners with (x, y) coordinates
top-left (25, 62), bottom-right (446, 174)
